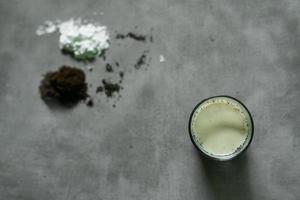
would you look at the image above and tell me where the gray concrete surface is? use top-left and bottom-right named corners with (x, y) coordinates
top-left (0, 0), bottom-right (300, 199)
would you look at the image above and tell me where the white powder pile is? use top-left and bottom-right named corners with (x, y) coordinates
top-left (36, 20), bottom-right (58, 35)
top-left (36, 18), bottom-right (110, 60)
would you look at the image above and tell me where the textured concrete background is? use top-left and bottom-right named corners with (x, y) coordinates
top-left (0, 0), bottom-right (299, 199)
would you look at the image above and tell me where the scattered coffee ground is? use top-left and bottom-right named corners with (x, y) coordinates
top-left (86, 98), bottom-right (94, 107)
top-left (115, 62), bottom-right (119, 67)
top-left (127, 32), bottom-right (146, 41)
top-left (149, 35), bottom-right (153, 43)
top-left (118, 71), bottom-right (125, 84)
top-left (134, 51), bottom-right (149, 69)
top-left (96, 86), bottom-right (103, 93)
top-left (101, 79), bottom-right (120, 97)
top-left (115, 34), bottom-right (126, 39)
top-left (119, 71), bottom-right (124, 78)
top-left (39, 66), bottom-right (88, 106)
top-left (105, 63), bottom-right (113, 72)
top-left (102, 51), bottom-right (106, 61)
top-left (116, 32), bottom-right (147, 42)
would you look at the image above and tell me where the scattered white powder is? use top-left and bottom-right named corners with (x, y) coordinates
top-left (159, 55), bottom-right (165, 62)
top-left (36, 18), bottom-right (110, 60)
top-left (36, 20), bottom-right (57, 35)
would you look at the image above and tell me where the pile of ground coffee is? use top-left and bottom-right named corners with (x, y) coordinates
top-left (39, 66), bottom-right (88, 105)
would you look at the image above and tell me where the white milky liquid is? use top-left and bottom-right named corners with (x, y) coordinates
top-left (190, 97), bottom-right (251, 157)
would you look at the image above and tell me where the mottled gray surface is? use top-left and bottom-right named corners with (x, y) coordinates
top-left (0, 0), bottom-right (300, 199)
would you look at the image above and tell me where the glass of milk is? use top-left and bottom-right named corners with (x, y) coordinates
top-left (188, 96), bottom-right (254, 161)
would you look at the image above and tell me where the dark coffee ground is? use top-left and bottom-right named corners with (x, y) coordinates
top-left (86, 98), bottom-right (94, 107)
top-left (115, 33), bottom-right (126, 39)
top-left (149, 35), bottom-right (153, 43)
top-left (96, 86), bottom-right (103, 93)
top-left (116, 32), bottom-right (147, 42)
top-left (105, 63), bottom-right (113, 72)
top-left (101, 79), bottom-right (120, 97)
top-left (39, 66), bottom-right (88, 105)
top-left (134, 51), bottom-right (148, 69)
top-left (127, 32), bottom-right (146, 41)
top-left (119, 71), bottom-right (124, 78)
